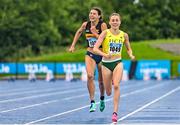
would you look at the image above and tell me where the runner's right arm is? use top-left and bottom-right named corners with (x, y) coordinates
top-left (69, 22), bottom-right (87, 52)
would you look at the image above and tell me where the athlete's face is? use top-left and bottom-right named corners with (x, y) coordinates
top-left (89, 9), bottom-right (99, 22)
top-left (109, 15), bottom-right (121, 30)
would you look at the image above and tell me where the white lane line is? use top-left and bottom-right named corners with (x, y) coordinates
top-left (0, 85), bottom-right (82, 97)
top-left (0, 88), bottom-right (35, 94)
top-left (117, 86), bottom-right (180, 123)
top-left (0, 88), bottom-right (68, 97)
top-left (0, 80), bottom-right (154, 97)
top-left (109, 123), bottom-right (180, 125)
top-left (63, 81), bottom-right (164, 101)
top-left (0, 88), bottom-right (86, 104)
top-left (0, 94), bottom-right (89, 114)
top-left (62, 94), bottom-right (88, 101)
top-left (121, 84), bottom-right (163, 98)
top-left (0, 100), bottom-right (58, 113)
top-left (25, 83), bottom-right (163, 124)
top-left (25, 98), bottom-right (113, 125)
top-left (24, 105), bottom-right (89, 125)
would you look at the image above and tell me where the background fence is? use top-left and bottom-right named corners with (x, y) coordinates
top-left (1, 60), bottom-right (179, 81)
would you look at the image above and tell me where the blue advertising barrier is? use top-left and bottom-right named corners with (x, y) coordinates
top-left (135, 60), bottom-right (171, 80)
top-left (17, 63), bottom-right (55, 74)
top-left (0, 60), bottom-right (140, 80)
top-left (56, 62), bottom-right (85, 74)
top-left (123, 60), bottom-right (131, 72)
top-left (0, 63), bottom-right (16, 74)
top-left (0, 60), bottom-right (132, 77)
top-left (55, 61), bottom-right (131, 80)
top-left (178, 63), bottom-right (180, 74)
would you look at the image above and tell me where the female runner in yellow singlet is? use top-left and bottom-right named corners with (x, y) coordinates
top-left (93, 13), bottom-right (135, 123)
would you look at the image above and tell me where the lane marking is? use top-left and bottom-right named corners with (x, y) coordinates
top-left (0, 88), bottom-right (86, 104)
top-left (0, 88), bottom-right (35, 94)
top-left (109, 123), bottom-right (180, 125)
top-left (117, 86), bottom-right (180, 123)
top-left (0, 81), bottom-right (160, 104)
top-left (0, 100), bottom-right (58, 113)
top-left (0, 88), bottom-right (72, 97)
top-left (62, 94), bottom-right (88, 101)
top-left (25, 83), bottom-right (163, 124)
top-left (0, 85), bottom-right (83, 97)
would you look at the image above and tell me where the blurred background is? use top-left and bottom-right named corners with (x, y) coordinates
top-left (0, 0), bottom-right (180, 81)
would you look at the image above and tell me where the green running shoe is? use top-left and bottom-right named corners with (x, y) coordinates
top-left (89, 102), bottom-right (96, 112)
top-left (99, 100), bottom-right (105, 112)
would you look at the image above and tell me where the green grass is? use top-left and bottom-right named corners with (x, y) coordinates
top-left (124, 38), bottom-right (180, 60)
top-left (22, 46), bottom-right (86, 62)
top-left (22, 38), bottom-right (180, 62)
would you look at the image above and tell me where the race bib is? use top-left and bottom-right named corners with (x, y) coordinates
top-left (87, 37), bottom-right (97, 47)
top-left (109, 42), bottom-right (122, 54)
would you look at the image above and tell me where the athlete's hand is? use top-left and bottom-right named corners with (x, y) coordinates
top-left (104, 53), bottom-right (111, 58)
top-left (129, 54), bottom-right (135, 61)
top-left (68, 46), bottom-right (75, 52)
top-left (90, 26), bottom-right (97, 35)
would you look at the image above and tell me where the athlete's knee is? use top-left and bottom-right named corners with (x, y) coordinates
top-left (106, 91), bottom-right (112, 96)
top-left (87, 74), bottom-right (94, 80)
top-left (98, 79), bottom-right (103, 84)
top-left (99, 82), bottom-right (104, 89)
top-left (114, 84), bottom-right (119, 91)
